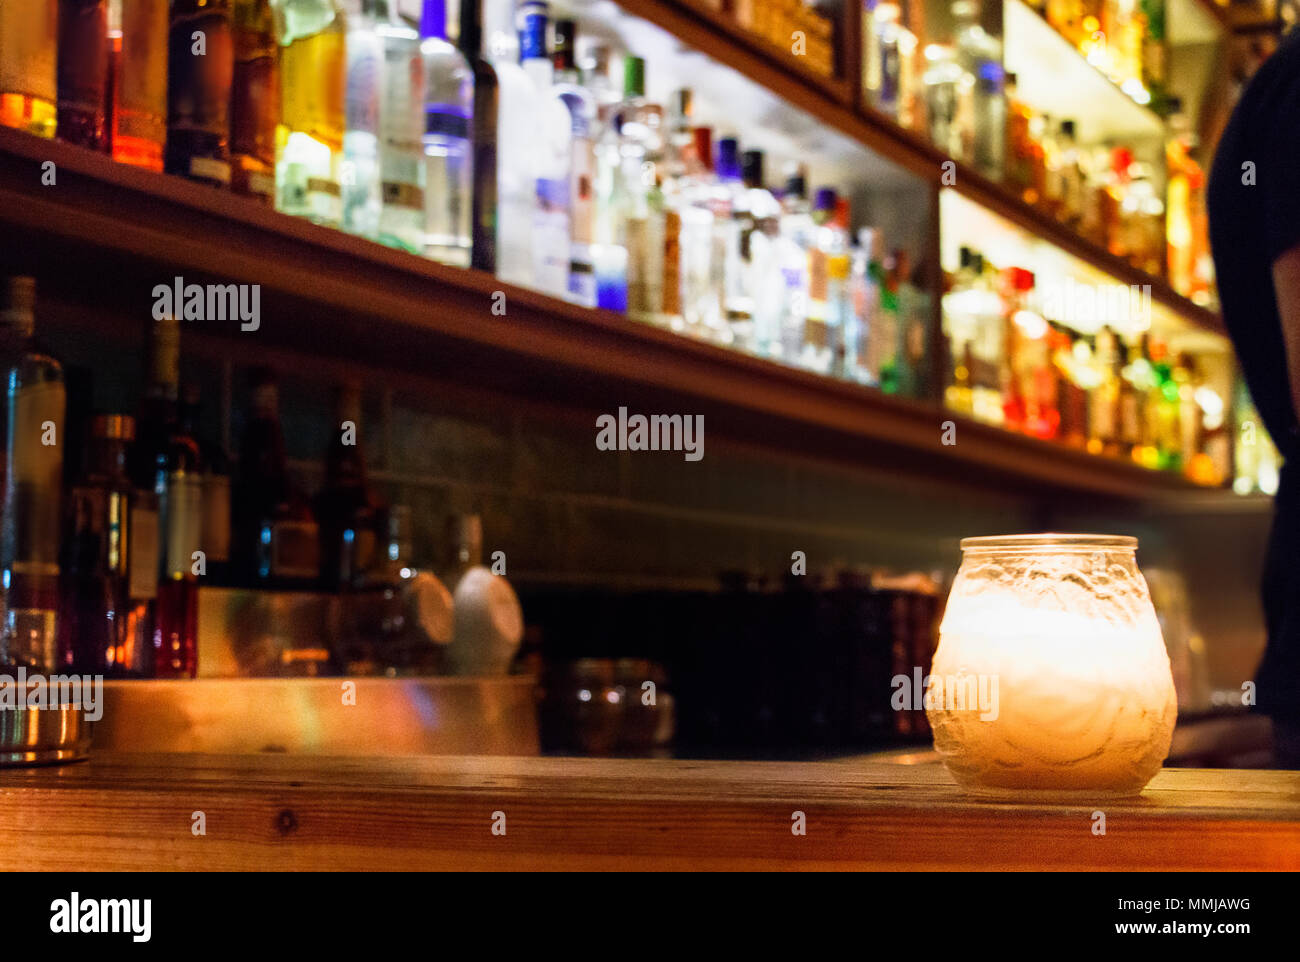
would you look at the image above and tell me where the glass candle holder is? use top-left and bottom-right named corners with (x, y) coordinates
top-left (927, 534), bottom-right (1177, 800)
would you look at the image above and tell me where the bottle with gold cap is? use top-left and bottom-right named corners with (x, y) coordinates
top-left (0, 277), bottom-right (66, 672)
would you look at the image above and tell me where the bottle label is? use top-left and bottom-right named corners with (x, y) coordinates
top-left (128, 505), bottom-right (160, 600)
top-left (425, 106), bottom-right (470, 142)
top-left (271, 519), bottom-right (321, 580)
top-left (8, 380), bottom-right (65, 570)
top-left (345, 32), bottom-right (381, 135)
top-left (201, 473), bottom-right (231, 564)
top-left (164, 472), bottom-right (204, 577)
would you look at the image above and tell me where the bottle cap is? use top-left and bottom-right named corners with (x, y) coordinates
top-left (92, 414), bottom-right (136, 442)
top-left (783, 169), bottom-right (807, 199)
top-left (623, 55), bottom-right (645, 98)
top-left (813, 187), bottom-right (838, 213)
top-left (420, 0), bottom-right (449, 40)
top-left (1060, 119), bottom-right (1076, 138)
top-left (516, 1), bottom-right (548, 60)
top-left (716, 137), bottom-right (741, 180)
top-left (741, 149), bottom-right (764, 189)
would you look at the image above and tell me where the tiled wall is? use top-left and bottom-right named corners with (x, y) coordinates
top-left (46, 296), bottom-right (1270, 696)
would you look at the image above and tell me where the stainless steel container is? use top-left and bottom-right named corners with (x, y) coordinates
top-left (0, 701), bottom-right (93, 766)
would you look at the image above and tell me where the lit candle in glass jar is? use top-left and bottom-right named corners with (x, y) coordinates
top-left (927, 534), bottom-right (1177, 799)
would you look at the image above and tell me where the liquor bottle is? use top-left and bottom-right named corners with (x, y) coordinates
top-left (420, 0), bottom-right (474, 266)
top-left (518, 1), bottom-right (570, 296)
top-left (230, 0), bottom-right (278, 203)
top-left (276, 0), bottom-right (345, 225)
top-left (485, 0), bottom-right (536, 286)
top-left (1089, 326), bottom-right (1121, 455)
top-left (0, 278), bottom-right (66, 672)
top-left (130, 316), bottom-right (201, 677)
top-left (376, 0), bottom-right (424, 253)
top-left (458, 0), bottom-right (498, 273)
top-left (108, 0), bottom-right (168, 170)
top-left (0, 1), bottom-right (58, 138)
top-left (802, 188), bottom-right (844, 374)
top-left (592, 105), bottom-right (630, 312)
top-left (166, 0), bottom-right (233, 187)
top-left (776, 167), bottom-right (814, 363)
top-left (872, 1), bottom-right (903, 120)
top-left (658, 88), bottom-right (694, 324)
top-left (551, 18), bottom-right (595, 306)
top-left (953, 0), bottom-right (1003, 178)
top-left (59, 414), bottom-right (153, 675)
top-left (922, 41), bottom-right (962, 158)
top-left (58, 0), bottom-right (110, 149)
top-left (180, 382), bottom-right (231, 584)
top-left (714, 137), bottom-right (748, 343)
top-left (234, 367), bottom-right (320, 586)
top-left (315, 382), bottom-right (381, 590)
top-left (342, 0), bottom-right (382, 237)
top-left (739, 150), bottom-right (784, 359)
top-left (677, 126), bottom-right (723, 339)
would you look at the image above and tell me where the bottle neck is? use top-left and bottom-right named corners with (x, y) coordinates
top-left (459, 0), bottom-right (484, 56)
top-left (421, 0), bottom-right (448, 41)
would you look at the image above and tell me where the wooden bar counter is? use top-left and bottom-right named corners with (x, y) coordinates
top-left (2, 754), bottom-right (1297, 870)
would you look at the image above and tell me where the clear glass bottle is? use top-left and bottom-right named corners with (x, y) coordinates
top-left (275, 0), bottom-right (345, 225)
top-left (776, 167), bottom-right (814, 364)
top-left (551, 19), bottom-right (596, 306)
top-left (58, 0), bottom-right (110, 149)
top-left (0, 278), bottom-right (66, 672)
top-left (420, 0), bottom-right (474, 266)
top-left (517, 0), bottom-right (570, 296)
top-left (739, 150), bottom-right (784, 359)
top-left (342, 0), bottom-right (382, 237)
top-left (166, 0), bottom-right (234, 187)
top-left (485, 0), bottom-right (535, 287)
top-left (231, 0), bottom-right (279, 203)
top-left (953, 0), bottom-right (1003, 179)
top-left (108, 0), bottom-right (169, 171)
top-left (0, 1), bottom-right (58, 138)
top-left (376, 0), bottom-right (424, 253)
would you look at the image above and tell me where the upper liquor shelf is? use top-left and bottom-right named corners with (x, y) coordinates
top-left (615, 0), bottom-right (1226, 333)
top-left (0, 126), bottom-right (1229, 502)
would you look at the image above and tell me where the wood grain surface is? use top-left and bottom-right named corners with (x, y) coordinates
top-left (1, 754), bottom-right (1297, 870)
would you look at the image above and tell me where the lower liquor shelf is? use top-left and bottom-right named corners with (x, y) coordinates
top-left (0, 127), bottom-right (1237, 502)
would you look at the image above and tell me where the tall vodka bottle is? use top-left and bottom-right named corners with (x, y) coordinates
top-left (342, 0), bottom-right (383, 238)
top-left (517, 0), bottom-right (571, 296)
top-left (0, 278), bottom-right (65, 671)
top-left (485, 0), bottom-right (535, 286)
top-left (376, 0), bottom-right (425, 253)
top-left (420, 0), bottom-right (474, 266)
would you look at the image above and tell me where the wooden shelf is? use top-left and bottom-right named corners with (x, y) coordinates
top-left (0, 127), bottom-right (1233, 502)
